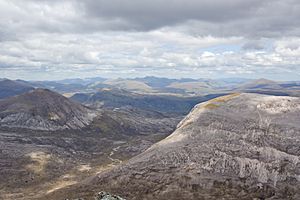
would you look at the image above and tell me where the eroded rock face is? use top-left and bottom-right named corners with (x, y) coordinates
top-left (92, 93), bottom-right (300, 199)
top-left (0, 89), bottom-right (96, 130)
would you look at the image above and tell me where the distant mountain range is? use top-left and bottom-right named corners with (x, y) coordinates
top-left (1, 76), bottom-right (299, 97)
top-left (0, 79), bottom-right (34, 99)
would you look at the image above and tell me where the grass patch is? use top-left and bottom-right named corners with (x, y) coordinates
top-left (26, 151), bottom-right (51, 175)
top-left (203, 93), bottom-right (240, 109)
top-left (209, 93), bottom-right (240, 103)
top-left (203, 103), bottom-right (220, 109)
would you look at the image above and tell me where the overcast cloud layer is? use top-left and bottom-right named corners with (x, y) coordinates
top-left (0, 0), bottom-right (300, 80)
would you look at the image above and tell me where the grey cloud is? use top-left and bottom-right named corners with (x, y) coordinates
top-left (0, 0), bottom-right (300, 81)
top-left (0, 0), bottom-right (299, 38)
top-left (242, 40), bottom-right (265, 50)
top-left (80, 0), bottom-right (300, 37)
top-left (83, 0), bottom-right (262, 29)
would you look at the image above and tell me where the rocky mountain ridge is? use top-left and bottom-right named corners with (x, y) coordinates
top-left (60, 93), bottom-right (300, 199)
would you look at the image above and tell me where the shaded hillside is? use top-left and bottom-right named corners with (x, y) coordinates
top-left (71, 89), bottom-right (225, 114)
top-left (0, 79), bottom-right (34, 99)
top-left (92, 107), bottom-right (182, 137)
top-left (0, 89), bottom-right (96, 130)
top-left (58, 93), bottom-right (300, 199)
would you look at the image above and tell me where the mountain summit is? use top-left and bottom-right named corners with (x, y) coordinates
top-left (86, 93), bottom-right (300, 199)
top-left (0, 89), bottom-right (96, 130)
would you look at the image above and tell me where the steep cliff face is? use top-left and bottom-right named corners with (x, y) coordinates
top-left (88, 93), bottom-right (300, 199)
top-left (0, 89), bottom-right (96, 130)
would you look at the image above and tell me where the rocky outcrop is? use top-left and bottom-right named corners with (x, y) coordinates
top-left (94, 191), bottom-right (125, 200)
top-left (65, 192), bottom-right (125, 200)
top-left (0, 89), bottom-right (96, 130)
top-left (90, 93), bottom-right (300, 199)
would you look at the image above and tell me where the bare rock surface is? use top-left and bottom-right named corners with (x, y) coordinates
top-left (85, 93), bottom-right (300, 199)
top-left (94, 191), bottom-right (126, 200)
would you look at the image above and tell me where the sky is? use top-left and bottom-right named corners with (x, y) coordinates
top-left (0, 0), bottom-right (300, 81)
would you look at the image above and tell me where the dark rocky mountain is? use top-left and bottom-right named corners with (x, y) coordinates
top-left (56, 93), bottom-right (300, 199)
top-left (71, 88), bottom-right (225, 114)
top-left (0, 88), bottom-right (96, 130)
top-left (0, 79), bottom-right (34, 99)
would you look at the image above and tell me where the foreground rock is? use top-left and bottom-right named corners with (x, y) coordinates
top-left (67, 191), bottom-right (125, 200)
top-left (94, 191), bottom-right (125, 200)
top-left (0, 89), bottom-right (96, 130)
top-left (88, 93), bottom-right (300, 199)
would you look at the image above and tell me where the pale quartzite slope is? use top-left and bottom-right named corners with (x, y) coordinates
top-left (88, 93), bottom-right (300, 200)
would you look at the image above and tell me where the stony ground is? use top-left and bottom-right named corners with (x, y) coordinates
top-left (0, 108), bottom-right (182, 200)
